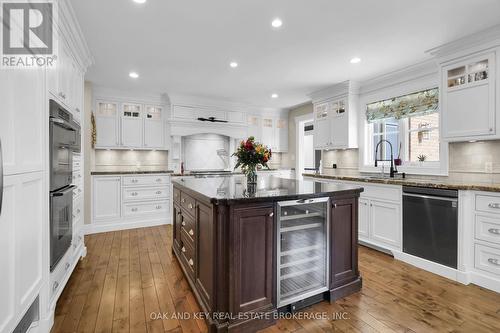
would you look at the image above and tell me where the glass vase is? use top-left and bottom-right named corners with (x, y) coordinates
top-left (246, 166), bottom-right (257, 184)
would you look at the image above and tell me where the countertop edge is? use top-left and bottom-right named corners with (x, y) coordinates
top-left (91, 170), bottom-right (174, 175)
top-left (302, 173), bottom-right (500, 193)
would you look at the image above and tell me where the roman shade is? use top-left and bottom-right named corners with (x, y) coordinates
top-left (366, 88), bottom-right (439, 123)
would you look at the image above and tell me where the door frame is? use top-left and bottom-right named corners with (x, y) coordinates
top-left (295, 114), bottom-right (314, 180)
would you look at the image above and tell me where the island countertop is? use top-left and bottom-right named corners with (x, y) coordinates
top-left (172, 174), bottom-right (364, 204)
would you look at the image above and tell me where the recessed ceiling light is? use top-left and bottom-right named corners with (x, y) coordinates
top-left (129, 72), bottom-right (139, 78)
top-left (350, 57), bottom-right (361, 64)
top-left (271, 93), bottom-right (279, 99)
top-left (230, 62), bottom-right (238, 68)
top-left (133, 0), bottom-right (146, 4)
top-left (271, 18), bottom-right (283, 28)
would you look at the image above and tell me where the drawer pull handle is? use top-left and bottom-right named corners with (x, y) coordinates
top-left (269, 212), bottom-right (274, 217)
top-left (181, 221), bottom-right (186, 226)
top-left (181, 198), bottom-right (186, 203)
top-left (488, 203), bottom-right (500, 209)
top-left (131, 208), bottom-right (138, 212)
top-left (156, 205), bottom-right (162, 209)
top-left (131, 192), bottom-right (138, 196)
top-left (488, 228), bottom-right (500, 235)
top-left (156, 191), bottom-right (162, 195)
top-left (188, 203), bottom-right (193, 209)
top-left (188, 259), bottom-right (194, 266)
top-left (488, 258), bottom-right (500, 266)
top-left (156, 178), bottom-right (162, 182)
top-left (53, 282), bottom-right (59, 292)
top-left (189, 229), bottom-right (194, 236)
top-left (65, 262), bottom-right (70, 271)
top-left (181, 246), bottom-right (186, 253)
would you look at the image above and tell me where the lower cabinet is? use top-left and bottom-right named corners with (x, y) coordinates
top-left (358, 198), bottom-right (370, 238)
top-left (369, 199), bottom-right (401, 249)
top-left (195, 202), bottom-right (214, 309)
top-left (231, 204), bottom-right (274, 314)
top-left (92, 174), bottom-right (171, 231)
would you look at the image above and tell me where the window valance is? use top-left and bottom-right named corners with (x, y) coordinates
top-left (366, 88), bottom-right (439, 123)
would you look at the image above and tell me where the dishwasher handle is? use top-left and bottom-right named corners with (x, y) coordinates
top-left (403, 192), bottom-right (458, 203)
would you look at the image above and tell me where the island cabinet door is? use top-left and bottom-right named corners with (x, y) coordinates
top-left (195, 201), bottom-right (214, 310)
top-left (231, 204), bottom-right (275, 315)
top-left (330, 198), bottom-right (359, 289)
top-left (172, 204), bottom-right (182, 250)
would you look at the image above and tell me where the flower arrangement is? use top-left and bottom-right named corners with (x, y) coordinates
top-left (233, 136), bottom-right (272, 183)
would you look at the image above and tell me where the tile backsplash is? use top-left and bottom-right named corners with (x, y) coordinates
top-left (449, 140), bottom-right (500, 173)
top-left (94, 150), bottom-right (168, 167)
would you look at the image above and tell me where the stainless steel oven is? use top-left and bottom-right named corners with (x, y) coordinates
top-left (50, 185), bottom-right (75, 270)
top-left (49, 99), bottom-right (80, 271)
top-left (49, 99), bottom-right (80, 192)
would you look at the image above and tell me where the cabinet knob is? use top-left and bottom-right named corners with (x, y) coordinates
top-left (488, 258), bottom-right (499, 266)
top-left (333, 203), bottom-right (337, 208)
top-left (488, 203), bottom-right (500, 209)
top-left (65, 262), bottom-right (70, 271)
top-left (156, 191), bottom-right (162, 195)
top-left (131, 208), bottom-right (138, 212)
top-left (490, 128), bottom-right (494, 132)
top-left (181, 246), bottom-right (186, 253)
top-left (181, 221), bottom-right (186, 226)
top-left (269, 212), bottom-right (274, 217)
top-left (488, 228), bottom-right (500, 235)
top-left (156, 178), bottom-right (162, 182)
top-left (188, 259), bottom-right (194, 266)
top-left (53, 282), bottom-right (59, 292)
top-left (188, 203), bottom-right (193, 209)
top-left (181, 198), bottom-right (186, 203)
top-left (156, 205), bottom-right (162, 210)
top-left (189, 229), bottom-right (194, 236)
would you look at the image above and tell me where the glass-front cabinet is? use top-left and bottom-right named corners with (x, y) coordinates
top-left (277, 197), bottom-right (329, 307)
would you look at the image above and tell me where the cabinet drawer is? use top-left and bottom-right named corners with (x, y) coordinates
top-left (122, 186), bottom-right (169, 202)
top-left (475, 243), bottom-right (500, 276)
top-left (179, 240), bottom-right (195, 278)
top-left (173, 187), bottom-right (181, 204)
top-left (122, 175), bottom-right (170, 187)
top-left (73, 185), bottom-right (83, 198)
top-left (475, 214), bottom-right (500, 245)
top-left (50, 257), bottom-right (72, 300)
top-left (360, 183), bottom-right (401, 202)
top-left (73, 195), bottom-right (83, 221)
top-left (180, 192), bottom-right (196, 216)
top-left (476, 195), bottom-right (500, 214)
top-left (181, 213), bottom-right (196, 245)
top-left (72, 171), bottom-right (83, 184)
top-left (123, 200), bottom-right (169, 217)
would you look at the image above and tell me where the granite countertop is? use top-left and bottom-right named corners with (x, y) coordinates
top-left (91, 166), bottom-right (174, 175)
top-left (303, 173), bottom-right (500, 193)
top-left (172, 174), bottom-right (363, 204)
top-left (170, 168), bottom-right (294, 177)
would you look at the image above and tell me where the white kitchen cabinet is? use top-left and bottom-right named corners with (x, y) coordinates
top-left (144, 119), bottom-right (164, 148)
top-left (441, 52), bottom-right (496, 140)
top-left (274, 118), bottom-right (288, 152)
top-left (93, 176), bottom-right (121, 220)
top-left (121, 103), bottom-right (143, 148)
top-left (370, 199), bottom-right (401, 249)
top-left (311, 81), bottom-right (359, 150)
top-left (247, 115), bottom-right (262, 142)
top-left (95, 101), bottom-right (119, 148)
top-left (358, 198), bottom-right (370, 238)
top-left (0, 173), bottom-right (44, 333)
top-left (261, 117), bottom-right (275, 148)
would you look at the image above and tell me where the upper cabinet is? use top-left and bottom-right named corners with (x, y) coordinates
top-left (94, 99), bottom-right (167, 150)
top-left (247, 115), bottom-right (288, 152)
top-left (311, 81), bottom-right (359, 150)
top-left (441, 51), bottom-right (497, 141)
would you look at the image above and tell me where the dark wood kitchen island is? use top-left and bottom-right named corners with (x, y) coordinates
top-left (171, 175), bottom-right (364, 332)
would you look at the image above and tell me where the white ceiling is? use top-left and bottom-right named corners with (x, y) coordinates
top-left (71, 0), bottom-right (500, 109)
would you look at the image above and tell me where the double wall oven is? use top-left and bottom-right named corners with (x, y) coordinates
top-left (49, 100), bottom-right (80, 271)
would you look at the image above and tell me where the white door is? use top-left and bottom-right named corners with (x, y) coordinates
top-left (314, 117), bottom-right (330, 149)
top-left (0, 172), bottom-right (44, 333)
top-left (370, 200), bottom-right (401, 250)
top-left (358, 198), bottom-right (370, 239)
top-left (93, 177), bottom-right (121, 220)
top-left (261, 118), bottom-right (275, 149)
top-left (0, 69), bottom-right (45, 175)
top-left (121, 118), bottom-right (143, 147)
top-left (144, 120), bottom-right (164, 148)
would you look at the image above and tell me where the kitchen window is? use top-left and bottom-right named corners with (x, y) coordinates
top-left (365, 88), bottom-right (446, 174)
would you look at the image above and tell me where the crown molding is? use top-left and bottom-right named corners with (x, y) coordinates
top-left (359, 59), bottom-right (438, 96)
top-left (308, 80), bottom-right (360, 103)
top-left (426, 24), bottom-right (500, 61)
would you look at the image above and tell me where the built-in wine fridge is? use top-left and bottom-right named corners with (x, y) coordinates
top-left (277, 197), bottom-right (329, 308)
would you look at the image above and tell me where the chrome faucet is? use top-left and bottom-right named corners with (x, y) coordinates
top-left (374, 139), bottom-right (398, 178)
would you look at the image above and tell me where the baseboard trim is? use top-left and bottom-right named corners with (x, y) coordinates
top-left (393, 251), bottom-right (468, 283)
top-left (83, 218), bottom-right (171, 234)
top-left (470, 271), bottom-right (500, 293)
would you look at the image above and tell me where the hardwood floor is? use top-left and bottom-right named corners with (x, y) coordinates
top-left (51, 225), bottom-right (500, 333)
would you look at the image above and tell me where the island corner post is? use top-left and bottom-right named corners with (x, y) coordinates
top-left (171, 176), bottom-right (363, 332)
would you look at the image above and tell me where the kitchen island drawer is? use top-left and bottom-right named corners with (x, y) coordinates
top-left (179, 240), bottom-right (195, 279)
top-left (123, 200), bottom-right (169, 217)
top-left (181, 224), bottom-right (196, 247)
top-left (475, 243), bottom-right (500, 276)
top-left (173, 187), bottom-right (181, 204)
top-left (476, 194), bottom-right (500, 214)
top-left (180, 192), bottom-right (196, 216)
top-left (475, 214), bottom-right (500, 245)
top-left (122, 175), bottom-right (170, 187)
top-left (122, 186), bottom-right (169, 202)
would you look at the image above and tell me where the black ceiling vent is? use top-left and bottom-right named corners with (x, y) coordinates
top-left (197, 116), bottom-right (228, 123)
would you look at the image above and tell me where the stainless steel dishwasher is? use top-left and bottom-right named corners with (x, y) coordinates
top-left (403, 186), bottom-right (458, 269)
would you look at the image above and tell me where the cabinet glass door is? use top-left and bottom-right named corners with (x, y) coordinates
top-left (277, 197), bottom-right (329, 307)
top-left (123, 103), bottom-right (142, 118)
